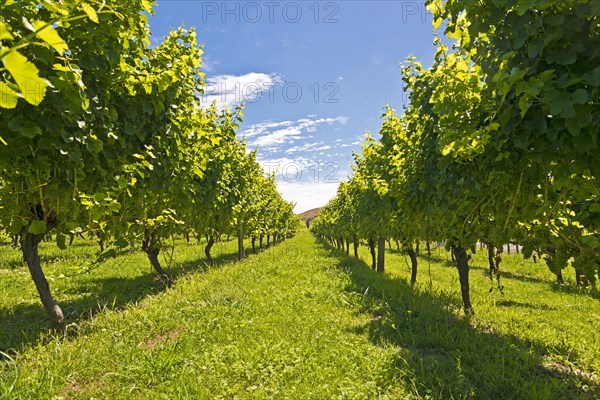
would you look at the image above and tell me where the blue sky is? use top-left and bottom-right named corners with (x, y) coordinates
top-left (148, 1), bottom-right (437, 212)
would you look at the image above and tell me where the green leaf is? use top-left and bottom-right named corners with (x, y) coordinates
top-left (0, 81), bottom-right (19, 108)
top-left (441, 143), bottom-right (454, 156)
top-left (425, 0), bottom-right (442, 15)
top-left (556, 47), bottom-right (578, 65)
top-left (539, 69), bottom-right (555, 81)
top-left (572, 89), bottom-right (588, 105)
top-left (81, 95), bottom-right (90, 110)
top-left (1, 49), bottom-right (47, 105)
top-left (495, 151), bottom-right (509, 162)
top-left (488, 122), bottom-right (500, 131)
top-left (81, 3), bottom-right (99, 23)
top-left (32, 21), bottom-right (68, 55)
top-left (114, 237), bottom-right (130, 248)
top-left (93, 192), bottom-right (105, 203)
top-left (107, 201), bottom-right (121, 213)
top-left (513, 134), bottom-right (529, 150)
top-left (565, 114), bottom-right (592, 136)
top-left (141, 0), bottom-right (154, 13)
top-left (56, 233), bottom-right (67, 250)
top-left (142, 82), bottom-right (152, 94)
top-left (0, 21), bottom-right (14, 40)
top-left (64, 222), bottom-right (82, 232)
top-left (582, 67), bottom-right (599, 86)
top-left (86, 137), bottom-right (104, 154)
top-left (545, 14), bottom-right (564, 27)
top-left (8, 119), bottom-right (42, 138)
top-left (109, 108), bottom-right (119, 121)
top-left (527, 38), bottom-right (544, 58)
top-left (28, 220), bottom-right (47, 234)
top-left (41, 1), bottom-right (70, 16)
top-left (566, 119), bottom-right (581, 136)
top-left (95, 248), bottom-right (117, 264)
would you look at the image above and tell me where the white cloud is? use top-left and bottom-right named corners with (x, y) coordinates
top-left (258, 156), bottom-right (313, 176)
top-left (242, 115), bottom-right (349, 151)
top-left (314, 145), bottom-right (331, 151)
top-left (201, 56), bottom-right (220, 73)
top-left (255, 153), bottom-right (352, 212)
top-left (277, 180), bottom-right (339, 213)
top-left (252, 126), bottom-right (304, 147)
top-left (337, 115), bottom-right (349, 125)
top-left (200, 72), bottom-right (283, 110)
top-left (241, 120), bottom-right (294, 138)
top-left (285, 141), bottom-right (326, 154)
top-left (245, 115), bottom-right (352, 211)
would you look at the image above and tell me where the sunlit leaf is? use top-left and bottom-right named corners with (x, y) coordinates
top-left (0, 81), bottom-right (19, 108)
top-left (1, 49), bottom-right (47, 105)
top-left (81, 3), bottom-right (99, 23)
top-left (32, 20), bottom-right (68, 55)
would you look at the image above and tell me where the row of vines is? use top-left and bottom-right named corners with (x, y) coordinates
top-left (0, 0), bottom-right (299, 327)
top-left (311, 0), bottom-right (599, 313)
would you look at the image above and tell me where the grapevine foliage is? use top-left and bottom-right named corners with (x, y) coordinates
top-left (312, 0), bottom-right (599, 313)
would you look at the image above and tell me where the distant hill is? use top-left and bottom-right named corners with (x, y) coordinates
top-left (297, 207), bottom-right (321, 227)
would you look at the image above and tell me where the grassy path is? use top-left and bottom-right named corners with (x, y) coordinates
top-left (1, 229), bottom-right (599, 399)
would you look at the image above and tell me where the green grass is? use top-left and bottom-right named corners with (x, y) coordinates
top-left (0, 235), bottom-right (249, 353)
top-left (349, 240), bottom-right (600, 398)
top-left (1, 229), bottom-right (599, 399)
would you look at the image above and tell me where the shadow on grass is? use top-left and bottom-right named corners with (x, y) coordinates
top-left (497, 269), bottom-right (550, 285)
top-left (467, 262), bottom-right (600, 301)
top-left (549, 282), bottom-right (600, 301)
top-left (494, 299), bottom-right (557, 310)
top-left (1, 240), bottom-right (100, 271)
top-left (316, 238), bottom-right (599, 400)
top-left (0, 241), bottom-right (275, 356)
top-left (415, 252), bottom-right (456, 267)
